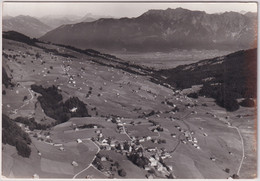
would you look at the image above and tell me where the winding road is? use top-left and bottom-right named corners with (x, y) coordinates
top-left (213, 115), bottom-right (245, 176)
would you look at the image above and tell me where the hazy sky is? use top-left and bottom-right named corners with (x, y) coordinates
top-left (2, 2), bottom-right (258, 18)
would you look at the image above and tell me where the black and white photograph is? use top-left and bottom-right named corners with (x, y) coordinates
top-left (1, 1), bottom-right (258, 179)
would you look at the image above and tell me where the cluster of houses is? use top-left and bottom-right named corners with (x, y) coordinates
top-left (85, 117), bottom-right (174, 177)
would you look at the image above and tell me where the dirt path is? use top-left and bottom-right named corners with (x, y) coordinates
top-left (216, 116), bottom-right (245, 176)
top-left (228, 125), bottom-right (245, 176)
top-left (12, 84), bottom-right (34, 115)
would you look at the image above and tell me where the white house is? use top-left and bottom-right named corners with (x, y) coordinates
top-left (77, 139), bottom-right (82, 143)
top-left (146, 136), bottom-right (152, 141)
top-left (149, 157), bottom-right (158, 167)
top-left (33, 174), bottom-right (39, 179)
top-left (72, 161), bottom-right (78, 166)
top-left (59, 147), bottom-right (65, 151)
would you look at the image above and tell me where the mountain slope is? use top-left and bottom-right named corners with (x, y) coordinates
top-left (40, 8), bottom-right (257, 52)
top-left (3, 15), bottom-right (52, 38)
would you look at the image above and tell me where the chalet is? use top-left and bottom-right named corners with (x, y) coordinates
top-left (144, 165), bottom-right (151, 171)
top-left (98, 133), bottom-right (103, 138)
top-left (93, 126), bottom-right (98, 129)
top-left (101, 156), bottom-right (107, 161)
top-left (131, 136), bottom-right (136, 141)
top-left (33, 174), bottom-right (39, 179)
top-left (139, 138), bottom-right (145, 143)
top-left (77, 139), bottom-right (82, 143)
top-left (161, 152), bottom-right (171, 159)
top-left (156, 164), bottom-right (164, 172)
top-left (72, 161), bottom-right (78, 166)
top-left (117, 123), bottom-right (123, 126)
top-left (203, 133), bottom-right (208, 137)
top-left (184, 132), bottom-right (189, 137)
top-left (95, 130), bottom-right (101, 134)
top-left (171, 133), bottom-right (176, 138)
top-left (101, 139), bottom-right (108, 146)
top-left (149, 157), bottom-right (158, 167)
top-left (193, 138), bottom-right (198, 143)
top-left (154, 154), bottom-right (160, 161)
top-left (53, 143), bottom-right (62, 147)
top-left (152, 139), bottom-right (158, 144)
top-left (147, 148), bottom-right (156, 152)
top-left (129, 146), bottom-right (132, 152)
top-left (146, 136), bottom-right (152, 141)
top-left (110, 141), bottom-right (116, 147)
top-left (106, 146), bottom-right (111, 150)
top-left (106, 118), bottom-right (112, 122)
top-left (168, 165), bottom-right (173, 171)
top-left (210, 157), bottom-right (216, 161)
top-left (70, 107), bottom-right (78, 112)
top-left (59, 147), bottom-right (65, 151)
top-left (116, 118), bottom-right (121, 123)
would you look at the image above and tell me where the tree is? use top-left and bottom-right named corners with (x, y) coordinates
top-left (114, 161), bottom-right (120, 168)
top-left (15, 140), bottom-right (31, 158)
top-left (224, 168), bottom-right (230, 173)
top-left (118, 169), bottom-right (126, 177)
top-left (35, 52), bottom-right (41, 59)
top-left (167, 173), bottom-right (174, 179)
top-left (232, 174), bottom-right (239, 179)
top-left (97, 163), bottom-right (104, 171)
top-left (2, 90), bottom-right (6, 95)
top-left (187, 92), bottom-right (198, 99)
top-left (23, 96), bottom-right (28, 101)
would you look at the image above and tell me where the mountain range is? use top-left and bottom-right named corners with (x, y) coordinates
top-left (3, 15), bottom-right (52, 38)
top-left (40, 8), bottom-right (257, 52)
top-left (2, 13), bottom-right (112, 38)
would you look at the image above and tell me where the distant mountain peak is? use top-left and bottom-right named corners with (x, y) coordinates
top-left (40, 8), bottom-right (256, 52)
top-left (3, 15), bottom-right (52, 38)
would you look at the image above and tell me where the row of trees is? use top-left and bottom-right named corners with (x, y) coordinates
top-left (14, 117), bottom-right (51, 131)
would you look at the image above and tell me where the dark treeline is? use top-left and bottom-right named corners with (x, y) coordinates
top-left (14, 117), bottom-right (51, 130)
top-left (2, 114), bottom-right (31, 158)
top-left (2, 67), bottom-right (14, 88)
top-left (31, 84), bottom-right (90, 124)
top-left (157, 49), bottom-right (257, 111)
